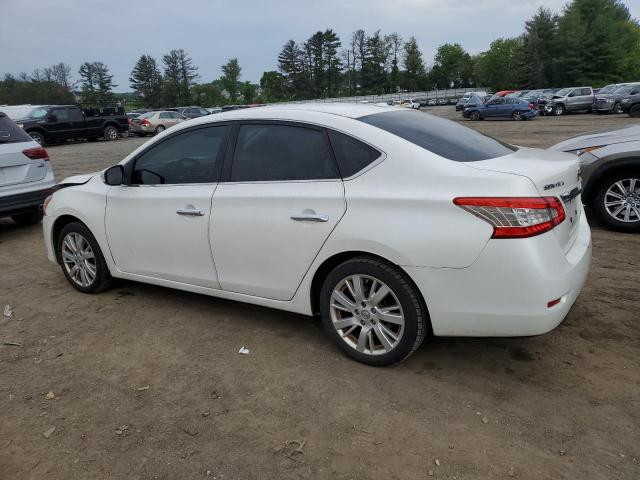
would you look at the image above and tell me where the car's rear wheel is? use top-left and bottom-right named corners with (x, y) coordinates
top-left (103, 125), bottom-right (119, 141)
top-left (628, 105), bottom-right (640, 118)
top-left (11, 209), bottom-right (43, 225)
top-left (319, 257), bottom-right (428, 366)
top-left (57, 221), bottom-right (113, 293)
top-left (154, 125), bottom-right (165, 135)
top-left (469, 111), bottom-right (481, 121)
top-left (592, 171), bottom-right (640, 232)
top-left (512, 111), bottom-right (524, 121)
top-left (29, 131), bottom-right (45, 146)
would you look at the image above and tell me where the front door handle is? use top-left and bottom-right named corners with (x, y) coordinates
top-left (176, 206), bottom-right (204, 216)
top-left (291, 212), bottom-right (329, 222)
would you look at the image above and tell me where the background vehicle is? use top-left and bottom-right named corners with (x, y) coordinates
top-left (43, 104), bottom-right (590, 366)
top-left (0, 112), bottom-right (54, 225)
top-left (546, 87), bottom-right (594, 115)
top-left (399, 99), bottom-right (420, 109)
top-left (592, 83), bottom-right (638, 114)
top-left (455, 91), bottom-right (487, 111)
top-left (169, 106), bottom-right (211, 118)
top-left (464, 97), bottom-right (537, 120)
top-left (206, 107), bottom-right (223, 114)
top-left (621, 88), bottom-right (640, 117)
top-left (128, 111), bottom-right (186, 136)
top-left (551, 124), bottom-right (640, 232)
top-left (0, 104), bottom-right (46, 120)
top-left (16, 105), bottom-right (128, 146)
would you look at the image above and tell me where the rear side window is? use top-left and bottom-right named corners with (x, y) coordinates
top-left (328, 130), bottom-right (381, 177)
top-left (0, 113), bottom-right (32, 144)
top-left (358, 110), bottom-right (516, 162)
top-left (131, 125), bottom-right (229, 184)
top-left (231, 124), bottom-right (338, 182)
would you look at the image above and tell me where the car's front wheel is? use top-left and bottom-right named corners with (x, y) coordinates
top-left (555, 104), bottom-right (565, 115)
top-left (469, 111), bottom-right (481, 121)
top-left (320, 257), bottom-right (428, 366)
top-left (57, 221), bottom-right (113, 293)
top-left (592, 171), bottom-right (640, 232)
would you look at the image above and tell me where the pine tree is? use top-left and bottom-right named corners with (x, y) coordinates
top-left (220, 58), bottom-right (242, 102)
top-left (402, 37), bottom-right (426, 91)
top-left (129, 54), bottom-right (163, 107)
top-left (162, 49), bottom-right (198, 106)
top-left (522, 7), bottom-right (558, 88)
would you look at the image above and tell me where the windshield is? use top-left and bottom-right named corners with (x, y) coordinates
top-left (358, 110), bottom-right (516, 162)
top-left (24, 107), bottom-right (49, 119)
top-left (554, 88), bottom-right (571, 96)
top-left (599, 85), bottom-right (618, 94)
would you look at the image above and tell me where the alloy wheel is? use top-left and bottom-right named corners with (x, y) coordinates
top-left (105, 127), bottom-right (118, 141)
top-left (604, 178), bottom-right (640, 223)
top-left (329, 274), bottom-right (405, 356)
top-left (61, 232), bottom-right (97, 287)
top-left (513, 111), bottom-right (522, 120)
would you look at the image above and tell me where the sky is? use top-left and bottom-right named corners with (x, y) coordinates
top-left (2, 0), bottom-right (639, 91)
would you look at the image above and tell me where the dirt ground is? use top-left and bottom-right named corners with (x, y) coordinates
top-left (1, 108), bottom-right (639, 480)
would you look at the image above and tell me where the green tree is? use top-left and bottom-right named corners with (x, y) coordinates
top-left (278, 40), bottom-right (310, 99)
top-left (78, 62), bottom-right (98, 103)
top-left (429, 43), bottom-right (473, 88)
top-left (163, 49), bottom-right (198, 106)
top-left (94, 62), bottom-right (117, 102)
top-left (191, 82), bottom-right (225, 106)
top-left (220, 58), bottom-right (242, 102)
top-left (129, 54), bottom-right (163, 107)
top-left (474, 38), bottom-right (525, 91)
top-left (361, 30), bottom-right (391, 94)
top-left (522, 7), bottom-right (558, 87)
top-left (240, 81), bottom-right (257, 104)
top-left (553, 0), bottom-right (640, 85)
top-left (259, 71), bottom-right (287, 102)
top-left (402, 36), bottom-right (425, 91)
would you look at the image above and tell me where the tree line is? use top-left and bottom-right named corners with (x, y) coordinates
top-left (1, 0), bottom-right (638, 108)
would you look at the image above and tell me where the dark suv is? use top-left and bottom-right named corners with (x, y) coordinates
top-left (593, 83), bottom-right (640, 114)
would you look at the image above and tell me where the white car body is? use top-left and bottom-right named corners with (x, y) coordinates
top-left (43, 104), bottom-right (591, 347)
top-left (0, 112), bottom-right (54, 221)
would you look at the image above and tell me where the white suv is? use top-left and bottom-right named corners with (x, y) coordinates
top-left (0, 112), bottom-right (54, 225)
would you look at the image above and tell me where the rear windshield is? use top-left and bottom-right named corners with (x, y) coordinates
top-left (0, 113), bottom-right (33, 144)
top-left (358, 110), bottom-right (516, 162)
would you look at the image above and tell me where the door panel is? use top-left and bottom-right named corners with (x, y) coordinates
top-left (105, 185), bottom-right (219, 288)
top-left (210, 181), bottom-right (345, 300)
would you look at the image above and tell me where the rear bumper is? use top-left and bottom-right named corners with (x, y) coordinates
top-left (405, 214), bottom-right (592, 337)
top-left (0, 186), bottom-right (53, 217)
top-left (522, 110), bottom-right (538, 119)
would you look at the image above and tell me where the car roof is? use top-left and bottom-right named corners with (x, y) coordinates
top-left (207, 103), bottom-right (394, 120)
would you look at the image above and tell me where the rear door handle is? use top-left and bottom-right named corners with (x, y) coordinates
top-left (176, 207), bottom-right (204, 216)
top-left (291, 213), bottom-right (329, 222)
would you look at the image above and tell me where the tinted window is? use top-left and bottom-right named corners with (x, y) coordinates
top-left (328, 130), bottom-right (381, 177)
top-left (0, 113), bottom-right (32, 144)
top-left (231, 124), bottom-right (337, 182)
top-left (131, 125), bottom-right (229, 185)
top-left (358, 110), bottom-right (516, 162)
top-left (67, 107), bottom-right (84, 122)
top-left (52, 108), bottom-right (69, 121)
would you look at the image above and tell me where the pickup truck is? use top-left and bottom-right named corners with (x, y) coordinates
top-left (544, 87), bottom-right (594, 115)
top-left (15, 105), bottom-right (128, 146)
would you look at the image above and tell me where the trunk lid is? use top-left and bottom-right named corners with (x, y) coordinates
top-left (0, 140), bottom-right (47, 187)
top-left (467, 147), bottom-right (583, 252)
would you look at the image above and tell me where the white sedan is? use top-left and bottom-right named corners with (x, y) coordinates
top-left (42, 104), bottom-right (591, 366)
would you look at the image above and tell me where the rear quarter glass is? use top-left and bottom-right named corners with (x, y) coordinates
top-left (0, 114), bottom-right (33, 144)
top-left (358, 110), bottom-right (516, 162)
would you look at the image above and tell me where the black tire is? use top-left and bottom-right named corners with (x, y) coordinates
top-left (11, 209), bottom-right (43, 225)
top-left (555, 104), bottom-right (565, 115)
top-left (628, 104), bottom-right (640, 118)
top-left (319, 256), bottom-right (428, 366)
top-left (512, 110), bottom-right (524, 121)
top-left (103, 125), bottom-right (119, 141)
top-left (154, 125), bottom-right (165, 135)
top-left (592, 170), bottom-right (640, 233)
top-left (469, 111), bottom-right (481, 121)
top-left (56, 221), bottom-right (113, 293)
top-left (28, 131), bottom-right (46, 146)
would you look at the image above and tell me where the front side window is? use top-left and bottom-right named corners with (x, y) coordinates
top-left (358, 110), bottom-right (516, 162)
top-left (231, 123), bottom-right (337, 182)
top-left (131, 125), bottom-right (229, 185)
top-left (52, 108), bottom-right (69, 121)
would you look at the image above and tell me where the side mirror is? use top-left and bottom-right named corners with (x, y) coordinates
top-left (47, 114), bottom-right (58, 122)
top-left (104, 165), bottom-right (124, 186)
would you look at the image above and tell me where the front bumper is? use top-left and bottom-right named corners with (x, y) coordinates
top-left (405, 213), bottom-right (592, 337)
top-left (592, 101), bottom-right (614, 112)
top-left (0, 186), bottom-right (53, 217)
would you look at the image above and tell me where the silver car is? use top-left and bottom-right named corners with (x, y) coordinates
top-left (550, 124), bottom-right (640, 232)
top-left (0, 112), bottom-right (55, 225)
top-left (129, 111), bottom-right (186, 136)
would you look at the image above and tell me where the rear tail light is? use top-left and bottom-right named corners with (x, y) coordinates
top-left (140, 119), bottom-right (151, 126)
top-left (528, 102), bottom-right (534, 109)
top-left (128, 118), bottom-right (132, 125)
top-left (453, 197), bottom-right (566, 238)
top-left (22, 147), bottom-right (49, 161)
